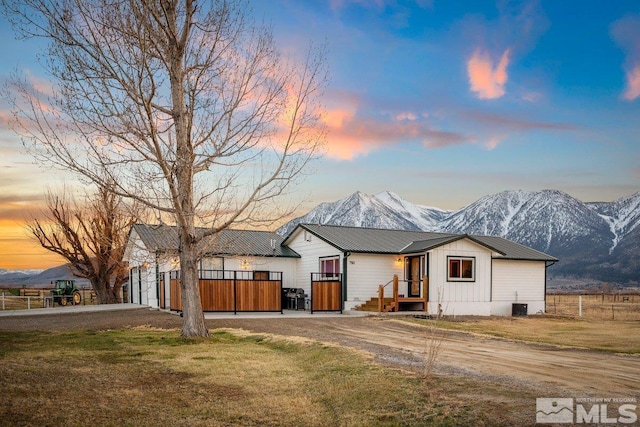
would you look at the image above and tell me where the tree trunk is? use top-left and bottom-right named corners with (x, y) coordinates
top-left (179, 232), bottom-right (208, 337)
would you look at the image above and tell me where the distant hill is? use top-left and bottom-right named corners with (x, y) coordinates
top-left (279, 189), bottom-right (640, 286)
top-left (0, 264), bottom-right (91, 288)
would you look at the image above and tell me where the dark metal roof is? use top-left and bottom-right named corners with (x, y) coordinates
top-left (286, 224), bottom-right (558, 262)
top-left (131, 224), bottom-right (300, 258)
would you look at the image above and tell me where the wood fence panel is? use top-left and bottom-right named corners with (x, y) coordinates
top-left (170, 278), bottom-right (182, 311)
top-left (311, 280), bottom-right (342, 312)
top-left (235, 280), bottom-right (281, 311)
top-left (199, 279), bottom-right (235, 311)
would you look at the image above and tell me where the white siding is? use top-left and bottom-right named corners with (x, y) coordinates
top-left (344, 253), bottom-right (404, 310)
top-left (222, 256), bottom-right (298, 288)
top-left (427, 239), bottom-right (495, 316)
top-left (286, 229), bottom-right (341, 295)
top-left (491, 259), bottom-right (546, 315)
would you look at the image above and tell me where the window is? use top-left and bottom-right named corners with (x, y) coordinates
top-left (447, 256), bottom-right (475, 282)
top-left (320, 256), bottom-right (340, 279)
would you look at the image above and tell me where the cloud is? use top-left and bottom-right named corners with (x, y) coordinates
top-left (321, 107), bottom-right (468, 160)
top-left (467, 110), bottom-right (577, 132)
top-left (622, 65), bottom-right (640, 101)
top-left (467, 48), bottom-right (511, 99)
top-left (611, 14), bottom-right (640, 101)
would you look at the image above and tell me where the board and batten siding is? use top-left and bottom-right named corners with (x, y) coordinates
top-left (491, 259), bottom-right (546, 315)
top-left (285, 229), bottom-right (343, 295)
top-left (343, 253), bottom-right (404, 310)
top-left (427, 239), bottom-right (495, 316)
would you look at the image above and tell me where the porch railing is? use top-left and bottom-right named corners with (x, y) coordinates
top-left (378, 275), bottom-right (428, 313)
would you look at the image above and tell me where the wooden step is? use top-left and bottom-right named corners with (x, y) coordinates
top-left (355, 297), bottom-right (394, 312)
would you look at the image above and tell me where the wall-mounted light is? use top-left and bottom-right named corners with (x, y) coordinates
top-left (171, 258), bottom-right (180, 269)
top-left (141, 261), bottom-right (150, 269)
top-left (241, 259), bottom-right (249, 270)
top-left (395, 257), bottom-right (403, 266)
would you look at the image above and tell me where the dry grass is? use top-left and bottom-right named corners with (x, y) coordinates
top-left (409, 315), bottom-right (640, 354)
top-left (546, 293), bottom-right (640, 321)
top-left (0, 327), bottom-right (541, 426)
top-left (0, 288), bottom-right (98, 311)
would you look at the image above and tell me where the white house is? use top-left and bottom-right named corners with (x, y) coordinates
top-left (124, 224), bottom-right (300, 310)
top-left (124, 222), bottom-right (557, 316)
top-left (282, 224), bottom-right (558, 316)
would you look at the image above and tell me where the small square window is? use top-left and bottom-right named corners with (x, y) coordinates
top-left (448, 256), bottom-right (475, 282)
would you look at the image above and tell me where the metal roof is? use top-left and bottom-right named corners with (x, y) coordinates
top-left (286, 223), bottom-right (558, 262)
top-left (131, 224), bottom-right (300, 258)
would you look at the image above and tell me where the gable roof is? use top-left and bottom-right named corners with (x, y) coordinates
top-left (131, 224), bottom-right (300, 258)
top-left (284, 223), bottom-right (558, 262)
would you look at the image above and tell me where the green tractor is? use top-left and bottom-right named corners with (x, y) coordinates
top-left (51, 280), bottom-right (82, 306)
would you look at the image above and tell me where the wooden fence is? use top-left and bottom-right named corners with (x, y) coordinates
top-left (169, 270), bottom-right (282, 313)
top-left (310, 273), bottom-right (342, 313)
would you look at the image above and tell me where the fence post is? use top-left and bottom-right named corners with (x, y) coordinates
top-left (1, 293), bottom-right (4, 310)
top-left (27, 296), bottom-right (31, 310)
top-left (578, 295), bottom-right (582, 317)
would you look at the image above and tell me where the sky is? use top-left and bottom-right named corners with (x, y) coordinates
top-left (1, 0), bottom-right (639, 270)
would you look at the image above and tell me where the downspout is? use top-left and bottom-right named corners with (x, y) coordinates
top-left (342, 252), bottom-right (351, 309)
top-left (155, 252), bottom-right (160, 309)
top-left (544, 260), bottom-right (558, 313)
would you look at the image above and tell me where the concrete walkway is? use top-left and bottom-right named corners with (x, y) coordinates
top-left (0, 303), bottom-right (143, 317)
top-left (0, 303), bottom-right (370, 319)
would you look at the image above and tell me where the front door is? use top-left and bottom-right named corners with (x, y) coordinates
top-left (406, 255), bottom-right (423, 297)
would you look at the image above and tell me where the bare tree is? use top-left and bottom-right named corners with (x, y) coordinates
top-left (2, 0), bottom-right (327, 336)
top-left (28, 184), bottom-right (136, 304)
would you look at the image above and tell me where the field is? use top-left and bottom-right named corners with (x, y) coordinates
top-left (0, 326), bottom-right (539, 427)
top-left (0, 288), bottom-right (98, 310)
top-left (546, 292), bottom-right (640, 321)
top-left (1, 296), bottom-right (639, 426)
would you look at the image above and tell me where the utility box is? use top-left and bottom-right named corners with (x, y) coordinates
top-left (512, 303), bottom-right (528, 316)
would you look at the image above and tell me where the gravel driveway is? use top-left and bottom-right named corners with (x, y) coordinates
top-left (1, 307), bottom-right (638, 398)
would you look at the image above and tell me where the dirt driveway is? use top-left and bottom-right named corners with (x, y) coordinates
top-left (1, 308), bottom-right (638, 397)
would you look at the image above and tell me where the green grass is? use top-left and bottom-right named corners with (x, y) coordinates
top-left (0, 327), bottom-right (539, 426)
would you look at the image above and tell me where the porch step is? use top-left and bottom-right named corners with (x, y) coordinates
top-left (355, 297), bottom-right (394, 312)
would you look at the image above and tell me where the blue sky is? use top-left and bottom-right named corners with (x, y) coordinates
top-left (0, 0), bottom-right (639, 268)
top-left (255, 0), bottom-right (640, 208)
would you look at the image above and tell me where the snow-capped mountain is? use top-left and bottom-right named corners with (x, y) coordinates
top-left (279, 189), bottom-right (640, 285)
top-left (277, 191), bottom-right (435, 236)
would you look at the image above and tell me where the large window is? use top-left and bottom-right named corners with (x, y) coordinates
top-left (319, 256), bottom-right (340, 279)
top-left (447, 256), bottom-right (475, 282)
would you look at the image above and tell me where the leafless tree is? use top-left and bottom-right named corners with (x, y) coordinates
top-left (28, 184), bottom-right (136, 304)
top-left (2, 0), bottom-right (327, 336)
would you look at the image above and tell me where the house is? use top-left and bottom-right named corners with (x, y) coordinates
top-left (124, 223), bottom-right (300, 310)
top-left (282, 224), bottom-right (558, 316)
top-left (124, 222), bottom-right (558, 316)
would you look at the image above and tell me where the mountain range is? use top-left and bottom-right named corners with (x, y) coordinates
top-left (0, 265), bottom-right (90, 288)
top-left (278, 189), bottom-right (640, 286)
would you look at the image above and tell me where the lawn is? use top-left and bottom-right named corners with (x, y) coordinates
top-left (0, 327), bottom-right (538, 426)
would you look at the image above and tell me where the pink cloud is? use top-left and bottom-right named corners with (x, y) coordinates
top-left (622, 65), bottom-right (640, 101)
top-left (611, 14), bottom-right (640, 101)
top-left (467, 48), bottom-right (511, 99)
top-left (321, 108), bottom-right (468, 160)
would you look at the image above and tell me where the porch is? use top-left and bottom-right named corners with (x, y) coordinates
top-left (359, 275), bottom-right (428, 313)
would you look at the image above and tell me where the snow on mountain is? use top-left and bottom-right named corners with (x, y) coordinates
top-left (374, 191), bottom-right (451, 230)
top-left (278, 189), bottom-right (640, 284)
top-left (587, 192), bottom-right (640, 253)
top-left (277, 191), bottom-right (424, 236)
top-left (440, 190), bottom-right (612, 254)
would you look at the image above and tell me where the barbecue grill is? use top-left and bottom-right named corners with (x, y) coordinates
top-left (282, 287), bottom-right (307, 310)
